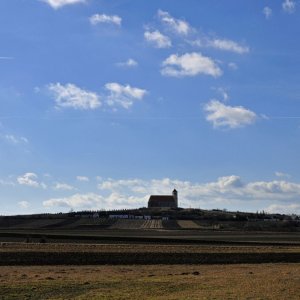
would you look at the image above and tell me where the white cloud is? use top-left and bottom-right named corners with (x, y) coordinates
top-left (43, 192), bottom-right (146, 210)
top-left (209, 39), bottom-right (249, 54)
top-left (275, 172), bottom-right (291, 178)
top-left (41, 0), bottom-right (86, 9)
top-left (263, 6), bottom-right (273, 19)
top-left (116, 58), bottom-right (138, 68)
top-left (215, 87), bottom-right (229, 101)
top-left (17, 173), bottom-right (46, 189)
top-left (265, 203), bottom-right (300, 215)
top-left (0, 179), bottom-right (15, 186)
top-left (53, 182), bottom-right (75, 191)
top-left (44, 193), bottom-right (101, 208)
top-left (98, 176), bottom-right (300, 210)
top-left (204, 100), bottom-right (257, 129)
top-left (161, 52), bottom-right (222, 78)
top-left (76, 176), bottom-right (89, 182)
top-left (157, 10), bottom-right (191, 35)
top-left (42, 175), bottom-right (300, 213)
top-left (0, 56), bottom-right (14, 60)
top-left (89, 14), bottom-right (122, 26)
top-left (18, 201), bottom-right (30, 209)
top-left (1, 134), bottom-right (28, 145)
top-left (48, 83), bottom-right (101, 110)
top-left (228, 62), bottom-right (238, 70)
top-left (190, 35), bottom-right (249, 55)
top-left (105, 82), bottom-right (147, 109)
top-left (282, 0), bottom-right (296, 13)
top-left (144, 30), bottom-right (172, 48)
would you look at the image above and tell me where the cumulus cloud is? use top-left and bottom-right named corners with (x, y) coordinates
top-left (17, 173), bottom-right (46, 189)
top-left (204, 100), bottom-right (257, 129)
top-left (98, 176), bottom-right (300, 210)
top-left (48, 83), bottom-right (101, 110)
top-left (116, 58), bottom-right (138, 68)
top-left (46, 82), bottom-right (147, 110)
top-left (89, 14), bottom-right (122, 26)
top-left (144, 30), bottom-right (172, 48)
top-left (76, 176), bottom-right (89, 182)
top-left (41, 175), bottom-right (300, 213)
top-left (41, 0), bottom-right (86, 9)
top-left (265, 203), bottom-right (300, 215)
top-left (161, 52), bottom-right (222, 78)
top-left (43, 192), bottom-right (146, 210)
top-left (43, 193), bottom-right (102, 208)
top-left (263, 6), bottom-right (273, 19)
top-left (209, 39), bottom-right (249, 54)
top-left (157, 10), bottom-right (191, 35)
top-left (105, 83), bottom-right (147, 109)
top-left (53, 182), bottom-right (75, 191)
top-left (282, 0), bottom-right (296, 13)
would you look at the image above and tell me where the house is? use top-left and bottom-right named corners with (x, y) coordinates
top-left (148, 189), bottom-right (178, 208)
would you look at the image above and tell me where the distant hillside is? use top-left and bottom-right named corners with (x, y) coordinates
top-left (0, 208), bottom-right (299, 232)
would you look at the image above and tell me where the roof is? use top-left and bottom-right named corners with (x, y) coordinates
top-left (148, 195), bottom-right (176, 203)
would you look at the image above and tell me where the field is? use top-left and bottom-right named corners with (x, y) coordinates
top-left (0, 264), bottom-right (299, 299)
top-left (0, 216), bottom-right (299, 299)
top-left (0, 242), bottom-right (299, 265)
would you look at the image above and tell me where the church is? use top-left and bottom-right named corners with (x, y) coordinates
top-left (148, 189), bottom-right (178, 208)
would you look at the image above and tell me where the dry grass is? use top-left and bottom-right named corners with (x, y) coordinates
top-left (0, 264), bottom-right (299, 299)
top-left (177, 220), bottom-right (201, 229)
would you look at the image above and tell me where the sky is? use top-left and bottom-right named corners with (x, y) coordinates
top-left (1, 0), bottom-right (300, 215)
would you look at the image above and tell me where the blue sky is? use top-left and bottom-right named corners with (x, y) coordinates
top-left (1, 0), bottom-right (300, 215)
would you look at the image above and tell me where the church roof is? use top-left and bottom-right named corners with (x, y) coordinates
top-left (148, 195), bottom-right (175, 202)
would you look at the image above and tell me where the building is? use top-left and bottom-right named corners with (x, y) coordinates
top-left (148, 189), bottom-right (178, 208)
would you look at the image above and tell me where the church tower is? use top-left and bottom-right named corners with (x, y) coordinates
top-left (172, 189), bottom-right (178, 208)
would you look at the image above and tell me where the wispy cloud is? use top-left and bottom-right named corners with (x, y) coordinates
top-left (204, 100), bottom-right (257, 129)
top-left (1, 134), bottom-right (28, 145)
top-left (208, 39), bottom-right (249, 54)
top-left (161, 52), bottom-right (222, 78)
top-left (90, 14), bottom-right (122, 26)
top-left (0, 179), bottom-right (15, 186)
top-left (275, 171), bottom-right (291, 178)
top-left (228, 62), bottom-right (238, 70)
top-left (282, 0), bottom-right (296, 13)
top-left (157, 10), bottom-right (192, 35)
top-left (41, 0), bottom-right (86, 9)
top-left (76, 176), bottom-right (89, 182)
top-left (18, 201), bottom-right (30, 209)
top-left (116, 58), bottom-right (138, 68)
top-left (0, 56), bottom-right (14, 60)
top-left (48, 83), bottom-right (101, 110)
top-left (263, 6), bottom-right (273, 19)
top-left (53, 182), bottom-right (75, 191)
top-left (144, 30), bottom-right (172, 48)
top-left (105, 83), bottom-right (147, 109)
